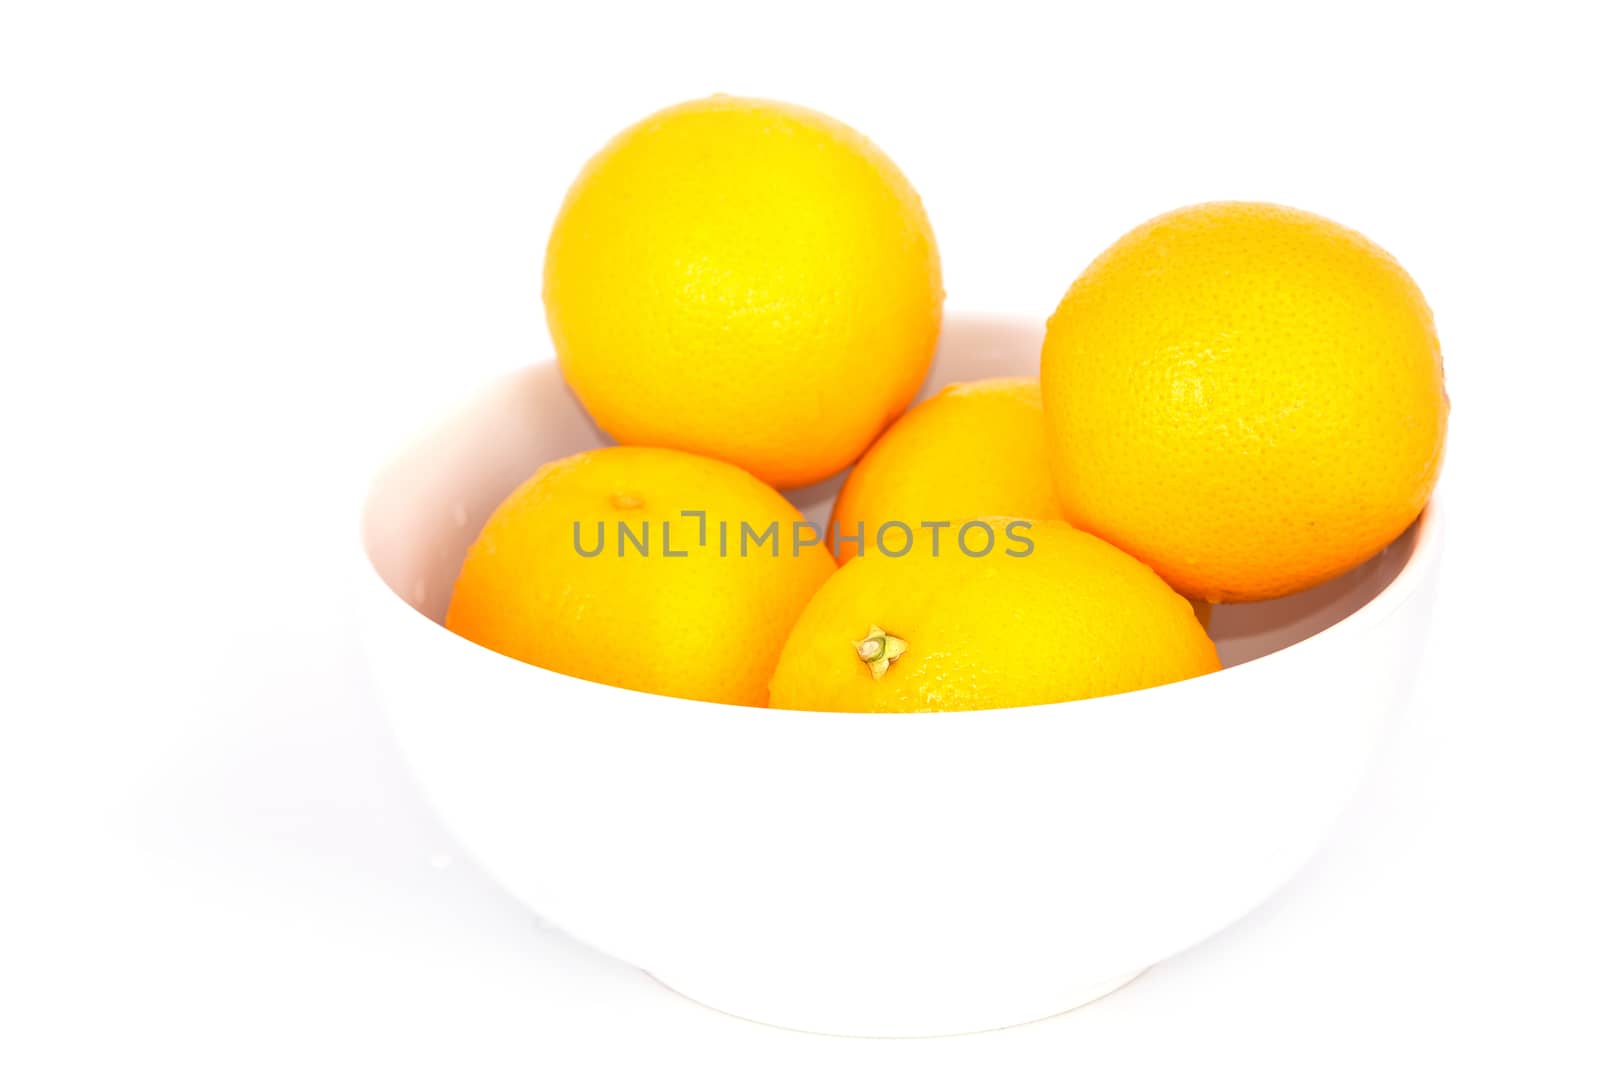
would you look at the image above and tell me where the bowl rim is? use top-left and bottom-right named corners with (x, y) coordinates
top-left (356, 347), bottom-right (1444, 724)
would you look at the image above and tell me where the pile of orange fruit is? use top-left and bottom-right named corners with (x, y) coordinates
top-left (446, 96), bottom-right (1448, 713)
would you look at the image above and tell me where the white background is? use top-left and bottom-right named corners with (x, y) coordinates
top-left (4, 2), bottom-right (1598, 1064)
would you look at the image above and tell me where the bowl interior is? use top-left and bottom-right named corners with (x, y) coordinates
top-left (362, 313), bottom-right (1419, 671)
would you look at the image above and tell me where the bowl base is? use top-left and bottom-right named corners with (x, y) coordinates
top-left (645, 965), bottom-right (1147, 1038)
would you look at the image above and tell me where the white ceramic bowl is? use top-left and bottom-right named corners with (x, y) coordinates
top-left (358, 314), bottom-right (1442, 1037)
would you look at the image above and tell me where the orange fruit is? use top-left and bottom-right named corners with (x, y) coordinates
top-left (543, 95), bottom-right (943, 489)
top-left (1040, 202), bottom-right (1448, 603)
top-left (827, 377), bottom-right (1064, 562)
top-left (769, 519), bottom-right (1219, 712)
top-left (446, 447), bottom-right (835, 707)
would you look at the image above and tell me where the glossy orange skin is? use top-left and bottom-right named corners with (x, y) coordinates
top-left (1041, 202), bottom-right (1448, 602)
